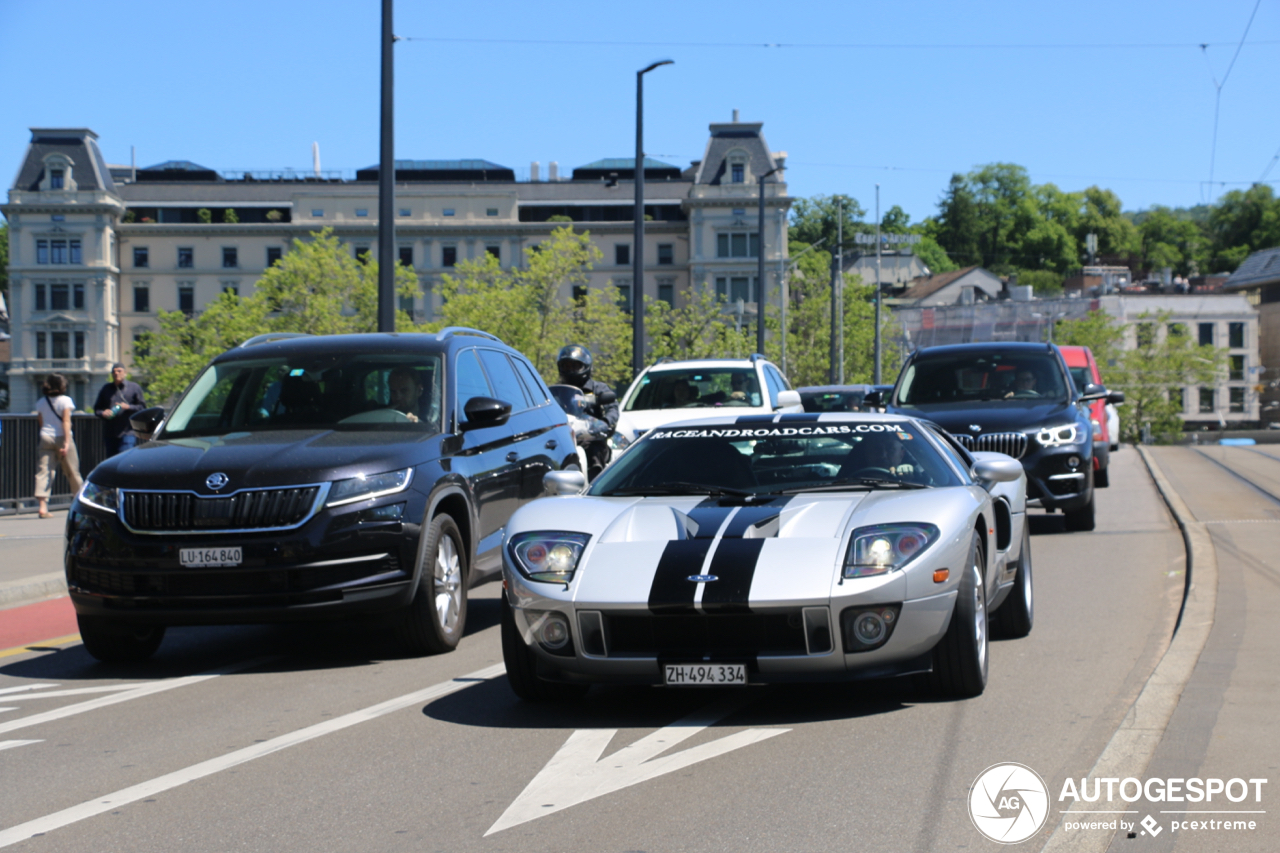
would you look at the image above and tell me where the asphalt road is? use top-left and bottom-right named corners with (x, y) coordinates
top-left (0, 448), bottom-right (1193, 852)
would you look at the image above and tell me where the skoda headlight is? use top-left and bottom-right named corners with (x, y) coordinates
top-left (327, 468), bottom-right (413, 507)
top-left (844, 523), bottom-right (939, 579)
top-left (508, 531), bottom-right (591, 583)
top-left (78, 481), bottom-right (119, 513)
top-left (1034, 422), bottom-right (1085, 447)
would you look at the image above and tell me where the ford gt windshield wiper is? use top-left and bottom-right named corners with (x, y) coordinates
top-left (603, 481), bottom-right (759, 498)
top-left (778, 477), bottom-right (929, 493)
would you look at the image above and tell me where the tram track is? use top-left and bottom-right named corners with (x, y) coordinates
top-left (1191, 445), bottom-right (1280, 507)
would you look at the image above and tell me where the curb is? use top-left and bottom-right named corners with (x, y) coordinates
top-left (1040, 446), bottom-right (1217, 852)
top-left (0, 572), bottom-right (69, 610)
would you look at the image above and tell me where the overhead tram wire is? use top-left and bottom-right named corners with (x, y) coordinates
top-left (1203, 0), bottom-right (1263, 201)
top-left (396, 36), bottom-right (1280, 50)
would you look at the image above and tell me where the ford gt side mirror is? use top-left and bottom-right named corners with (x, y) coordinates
top-left (460, 396), bottom-right (512, 431)
top-left (1107, 390), bottom-right (1126, 405)
top-left (544, 469), bottom-right (586, 496)
top-left (129, 406), bottom-right (166, 437)
top-left (775, 390), bottom-right (802, 410)
top-left (973, 458), bottom-right (1023, 484)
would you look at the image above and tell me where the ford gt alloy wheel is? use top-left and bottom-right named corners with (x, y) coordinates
top-left (500, 597), bottom-right (589, 702)
top-left (992, 524), bottom-right (1033, 639)
top-left (928, 532), bottom-right (989, 698)
top-left (397, 514), bottom-right (468, 655)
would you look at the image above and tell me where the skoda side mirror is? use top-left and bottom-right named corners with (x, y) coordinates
top-left (129, 406), bottom-right (166, 439)
top-left (460, 397), bottom-right (512, 431)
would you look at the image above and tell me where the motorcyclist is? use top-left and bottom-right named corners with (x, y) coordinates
top-left (556, 344), bottom-right (619, 480)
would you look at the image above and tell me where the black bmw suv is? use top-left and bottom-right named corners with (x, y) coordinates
top-left (880, 342), bottom-right (1114, 531)
top-left (66, 328), bottom-right (578, 662)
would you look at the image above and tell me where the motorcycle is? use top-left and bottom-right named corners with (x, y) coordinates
top-left (548, 385), bottom-right (625, 481)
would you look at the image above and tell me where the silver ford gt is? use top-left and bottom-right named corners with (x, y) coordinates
top-left (500, 413), bottom-right (1033, 701)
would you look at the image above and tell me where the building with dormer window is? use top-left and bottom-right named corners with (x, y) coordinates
top-left (3, 116), bottom-right (790, 411)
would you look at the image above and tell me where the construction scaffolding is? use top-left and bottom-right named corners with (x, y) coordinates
top-left (889, 297), bottom-right (1099, 353)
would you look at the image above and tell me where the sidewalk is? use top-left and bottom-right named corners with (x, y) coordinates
top-left (0, 509), bottom-right (70, 608)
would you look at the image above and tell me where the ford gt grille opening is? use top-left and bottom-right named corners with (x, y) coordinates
top-left (602, 611), bottom-right (809, 657)
top-left (952, 432), bottom-right (1028, 459)
top-left (122, 487), bottom-right (320, 532)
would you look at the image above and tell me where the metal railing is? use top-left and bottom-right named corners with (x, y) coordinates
top-left (0, 414), bottom-right (108, 515)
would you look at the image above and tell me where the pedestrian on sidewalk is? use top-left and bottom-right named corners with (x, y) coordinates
top-left (35, 372), bottom-right (84, 518)
top-left (94, 363), bottom-right (146, 457)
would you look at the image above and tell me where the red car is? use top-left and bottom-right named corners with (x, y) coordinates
top-left (1058, 345), bottom-right (1117, 487)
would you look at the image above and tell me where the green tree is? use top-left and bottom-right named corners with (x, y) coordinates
top-left (1077, 186), bottom-right (1140, 260)
top-left (789, 194), bottom-right (867, 251)
top-left (1207, 184), bottom-right (1280, 272)
top-left (223, 208), bottom-right (240, 224)
top-left (934, 174), bottom-right (983, 267)
top-left (646, 290), bottom-right (753, 364)
top-left (134, 228), bottom-right (419, 401)
top-left (197, 208), bottom-right (212, 224)
top-left (1137, 207), bottom-right (1208, 277)
top-left (430, 226), bottom-right (633, 386)
top-left (1056, 309), bottom-right (1224, 443)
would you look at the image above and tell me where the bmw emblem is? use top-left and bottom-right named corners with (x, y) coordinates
top-left (969, 424), bottom-right (982, 432)
top-left (205, 472), bottom-right (230, 491)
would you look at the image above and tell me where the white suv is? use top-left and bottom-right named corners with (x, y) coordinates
top-left (615, 354), bottom-right (803, 441)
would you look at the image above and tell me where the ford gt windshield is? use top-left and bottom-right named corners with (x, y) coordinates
top-left (590, 421), bottom-right (962, 496)
top-left (163, 354), bottom-right (443, 438)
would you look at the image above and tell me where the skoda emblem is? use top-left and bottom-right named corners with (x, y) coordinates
top-left (687, 574), bottom-right (719, 583)
top-left (205, 472), bottom-right (230, 491)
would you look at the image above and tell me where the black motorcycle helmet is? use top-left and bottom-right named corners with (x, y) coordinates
top-left (557, 344), bottom-right (593, 387)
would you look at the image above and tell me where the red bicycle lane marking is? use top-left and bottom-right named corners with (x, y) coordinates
top-left (0, 597), bottom-right (78, 650)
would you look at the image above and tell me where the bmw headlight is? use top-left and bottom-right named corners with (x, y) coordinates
top-left (508, 531), bottom-right (591, 583)
top-left (78, 481), bottom-right (119, 513)
top-left (327, 468), bottom-right (413, 507)
top-left (844, 523), bottom-right (939, 579)
top-left (1034, 422), bottom-right (1086, 447)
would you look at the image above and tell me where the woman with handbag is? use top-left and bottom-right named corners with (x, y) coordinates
top-left (34, 373), bottom-right (84, 518)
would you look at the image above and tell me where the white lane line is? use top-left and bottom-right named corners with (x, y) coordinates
top-left (0, 709), bottom-right (16, 714)
top-left (0, 684), bottom-right (57, 697)
top-left (0, 662), bottom-right (505, 849)
top-left (0, 740), bottom-right (43, 752)
top-left (0, 657), bottom-right (275, 737)
top-left (2, 685), bottom-right (154, 701)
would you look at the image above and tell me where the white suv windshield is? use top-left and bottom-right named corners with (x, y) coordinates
top-left (625, 368), bottom-right (763, 411)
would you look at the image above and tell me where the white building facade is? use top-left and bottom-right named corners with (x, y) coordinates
top-left (3, 119), bottom-right (791, 412)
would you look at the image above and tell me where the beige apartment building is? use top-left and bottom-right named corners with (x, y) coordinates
top-left (2, 119), bottom-right (791, 412)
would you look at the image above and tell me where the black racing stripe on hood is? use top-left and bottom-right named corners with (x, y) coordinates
top-left (735, 414), bottom-right (778, 425)
top-left (719, 496), bottom-right (793, 538)
top-left (684, 499), bottom-right (734, 539)
top-left (700, 538), bottom-right (765, 613)
top-left (778, 413), bottom-right (822, 422)
top-left (648, 539), bottom-right (714, 614)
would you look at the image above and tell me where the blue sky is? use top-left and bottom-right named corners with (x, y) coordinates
top-left (3, 0), bottom-right (1277, 223)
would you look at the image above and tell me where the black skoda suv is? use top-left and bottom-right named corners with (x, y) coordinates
top-left (66, 328), bottom-right (578, 662)
top-left (882, 342), bottom-right (1113, 531)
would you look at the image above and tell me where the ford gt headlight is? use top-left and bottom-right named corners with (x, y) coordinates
top-left (508, 531), bottom-right (591, 583)
top-left (78, 481), bottom-right (119, 513)
top-left (1034, 422), bottom-right (1085, 447)
top-left (327, 468), bottom-right (413, 507)
top-left (844, 523), bottom-right (940, 578)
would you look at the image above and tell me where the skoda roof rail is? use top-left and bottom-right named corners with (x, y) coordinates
top-left (652, 356), bottom-right (676, 366)
top-left (434, 327), bottom-right (501, 343)
top-left (238, 332), bottom-right (313, 348)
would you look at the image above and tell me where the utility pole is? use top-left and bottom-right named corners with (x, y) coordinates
top-left (756, 166), bottom-right (780, 356)
top-left (836, 201), bottom-right (844, 384)
top-left (376, 0), bottom-right (396, 333)
top-left (829, 199), bottom-right (841, 384)
top-left (874, 184), bottom-right (883, 384)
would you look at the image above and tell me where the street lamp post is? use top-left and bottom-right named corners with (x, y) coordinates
top-left (376, 0), bottom-right (397, 333)
top-left (756, 166), bottom-right (781, 356)
top-left (632, 59), bottom-right (673, 380)
top-left (873, 184), bottom-right (882, 384)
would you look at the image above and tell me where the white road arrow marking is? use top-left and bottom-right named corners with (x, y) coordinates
top-left (485, 695), bottom-right (789, 836)
top-left (0, 685), bottom-right (57, 697)
top-left (0, 740), bottom-right (43, 752)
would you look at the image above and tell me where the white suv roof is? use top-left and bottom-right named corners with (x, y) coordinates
top-left (615, 356), bottom-right (802, 439)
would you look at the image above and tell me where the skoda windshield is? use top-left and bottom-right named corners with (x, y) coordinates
top-left (625, 368), bottom-right (763, 410)
top-left (162, 353), bottom-right (443, 438)
top-left (589, 421), bottom-right (962, 496)
top-left (897, 351), bottom-right (1069, 405)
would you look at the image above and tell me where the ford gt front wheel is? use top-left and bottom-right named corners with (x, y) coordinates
top-left (927, 532), bottom-right (988, 698)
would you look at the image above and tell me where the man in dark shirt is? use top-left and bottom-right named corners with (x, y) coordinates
top-left (94, 363), bottom-right (147, 456)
